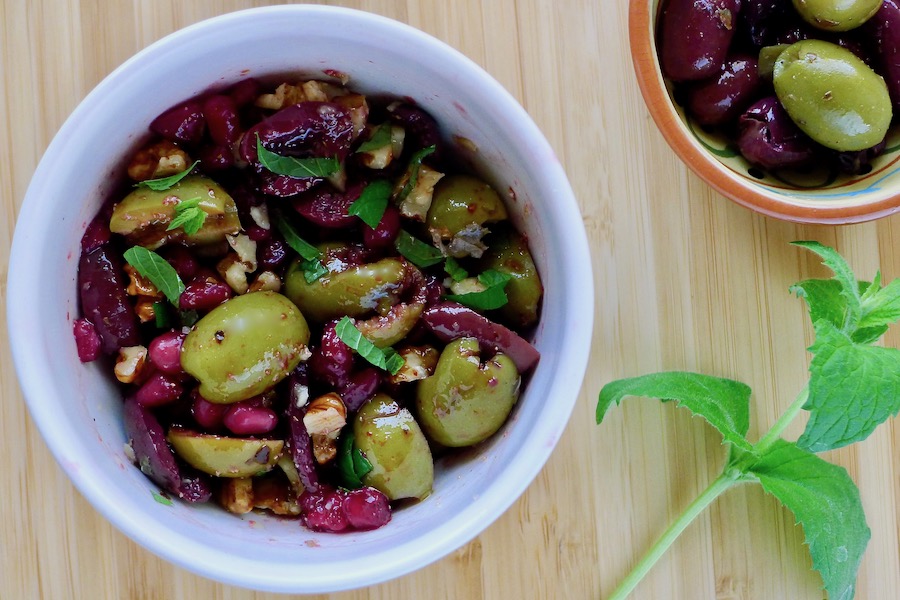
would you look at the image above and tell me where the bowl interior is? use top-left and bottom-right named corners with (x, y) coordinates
top-left (633, 0), bottom-right (900, 223)
top-left (7, 6), bottom-right (593, 593)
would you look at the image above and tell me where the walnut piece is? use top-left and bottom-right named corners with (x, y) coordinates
top-left (127, 140), bottom-right (191, 182)
top-left (115, 345), bottom-right (148, 384)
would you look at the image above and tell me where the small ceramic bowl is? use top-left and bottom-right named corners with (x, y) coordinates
top-left (6, 6), bottom-right (592, 593)
top-left (630, 0), bottom-right (900, 224)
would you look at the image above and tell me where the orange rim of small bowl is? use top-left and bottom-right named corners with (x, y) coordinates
top-left (628, 0), bottom-right (900, 224)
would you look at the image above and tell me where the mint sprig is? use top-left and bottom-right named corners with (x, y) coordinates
top-left (444, 269), bottom-right (513, 311)
top-left (122, 246), bottom-right (185, 306)
top-left (256, 135), bottom-right (340, 179)
top-left (395, 230), bottom-right (444, 268)
top-left (272, 210), bottom-right (327, 284)
top-left (355, 123), bottom-right (392, 154)
top-left (165, 197), bottom-right (207, 235)
top-left (136, 160), bottom-right (199, 191)
top-left (334, 316), bottom-right (405, 375)
top-left (348, 180), bottom-right (392, 229)
top-left (336, 432), bottom-right (373, 489)
top-left (597, 242), bottom-right (900, 600)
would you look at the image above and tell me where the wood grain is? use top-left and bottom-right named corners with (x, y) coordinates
top-left (2, 1), bottom-right (899, 599)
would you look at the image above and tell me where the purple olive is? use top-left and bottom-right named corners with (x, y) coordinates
top-left (309, 321), bottom-right (354, 389)
top-left (422, 302), bottom-right (540, 372)
top-left (286, 368), bottom-right (320, 493)
top-left (388, 103), bottom-right (444, 162)
top-left (659, 0), bottom-right (741, 81)
top-left (123, 397), bottom-right (211, 503)
top-left (339, 368), bottom-right (382, 412)
top-left (257, 170), bottom-right (323, 198)
top-left (293, 180), bottom-right (365, 228)
top-left (737, 97), bottom-right (819, 170)
top-left (78, 246), bottom-right (140, 354)
top-left (150, 100), bottom-right (206, 145)
top-left (239, 102), bottom-right (355, 164)
top-left (836, 140), bottom-right (887, 175)
top-left (686, 54), bottom-right (762, 126)
top-left (743, 0), bottom-right (788, 46)
top-left (865, 0), bottom-right (900, 110)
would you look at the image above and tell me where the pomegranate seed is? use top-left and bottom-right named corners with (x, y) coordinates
top-left (179, 277), bottom-right (232, 311)
top-left (191, 394), bottom-right (229, 430)
top-left (300, 488), bottom-right (349, 532)
top-left (223, 404), bottom-right (278, 435)
top-left (135, 372), bottom-right (184, 407)
top-left (148, 331), bottom-right (185, 375)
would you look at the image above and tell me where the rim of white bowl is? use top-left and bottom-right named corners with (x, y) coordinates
top-left (7, 5), bottom-right (594, 593)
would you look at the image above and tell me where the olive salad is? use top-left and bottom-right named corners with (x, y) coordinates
top-left (74, 77), bottom-right (543, 532)
top-left (659, 0), bottom-right (900, 174)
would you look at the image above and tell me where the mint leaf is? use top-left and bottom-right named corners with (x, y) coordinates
top-left (256, 135), bottom-right (339, 178)
top-left (798, 320), bottom-right (900, 452)
top-left (348, 180), bottom-right (392, 229)
top-left (272, 210), bottom-right (326, 284)
top-left (153, 301), bottom-right (173, 329)
top-left (334, 317), bottom-right (405, 375)
top-left (336, 432), bottom-right (373, 489)
top-left (858, 278), bottom-right (900, 332)
top-left (444, 257), bottom-right (468, 282)
top-left (137, 160), bottom-right (199, 191)
top-left (123, 246), bottom-right (185, 305)
top-left (356, 122), bottom-right (392, 153)
top-left (395, 230), bottom-right (444, 268)
top-left (397, 145), bottom-right (436, 202)
top-left (444, 269), bottom-right (512, 311)
top-left (151, 490), bottom-right (174, 506)
top-left (597, 372), bottom-right (753, 450)
top-left (746, 439), bottom-right (869, 600)
top-left (165, 197), bottom-right (207, 235)
top-left (791, 279), bottom-right (887, 344)
top-left (793, 241), bottom-right (862, 331)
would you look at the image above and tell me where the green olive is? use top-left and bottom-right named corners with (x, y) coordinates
top-left (109, 175), bottom-right (241, 250)
top-left (354, 393), bottom-right (433, 500)
top-left (773, 40), bottom-right (891, 152)
top-left (792, 0), bottom-right (881, 31)
top-left (427, 175), bottom-right (508, 239)
top-left (166, 428), bottom-right (283, 477)
top-left (481, 230), bottom-right (542, 328)
top-left (283, 256), bottom-right (406, 324)
top-left (181, 291), bottom-right (310, 404)
top-left (415, 337), bottom-right (520, 447)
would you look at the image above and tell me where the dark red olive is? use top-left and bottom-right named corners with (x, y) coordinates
top-left (150, 100), bottom-right (206, 145)
top-left (78, 247), bottom-right (140, 354)
top-left (736, 97), bottom-right (819, 170)
top-left (686, 54), bottom-right (762, 126)
top-left (239, 102), bottom-right (355, 164)
top-left (865, 0), bottom-right (900, 110)
top-left (659, 0), bottom-right (741, 81)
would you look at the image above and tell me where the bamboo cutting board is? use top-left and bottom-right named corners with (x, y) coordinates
top-left (2, 1), bottom-right (899, 599)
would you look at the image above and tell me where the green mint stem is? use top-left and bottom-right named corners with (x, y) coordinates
top-left (606, 471), bottom-right (737, 600)
top-left (753, 384), bottom-right (809, 456)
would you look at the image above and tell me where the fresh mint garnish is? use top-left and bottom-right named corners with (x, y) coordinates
top-left (597, 242), bottom-right (900, 600)
top-left (397, 145), bottom-right (436, 202)
top-left (153, 301), bottom-right (173, 329)
top-left (444, 257), bottom-right (468, 282)
top-left (165, 197), bottom-right (207, 235)
top-left (151, 490), bottom-right (173, 506)
top-left (256, 135), bottom-right (339, 179)
top-left (444, 269), bottom-right (513, 311)
top-left (336, 432), bottom-right (374, 489)
top-left (395, 230), bottom-right (444, 268)
top-left (355, 122), bottom-right (392, 153)
top-left (123, 246), bottom-right (185, 306)
top-left (136, 160), bottom-right (199, 191)
top-left (272, 210), bottom-right (327, 284)
top-left (334, 316), bottom-right (405, 375)
top-left (348, 180), bottom-right (392, 229)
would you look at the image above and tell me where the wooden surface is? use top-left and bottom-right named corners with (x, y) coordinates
top-left (2, 1), bottom-right (899, 599)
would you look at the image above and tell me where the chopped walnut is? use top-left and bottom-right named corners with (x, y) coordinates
top-left (115, 345), bottom-right (148, 384)
top-left (249, 204), bottom-right (270, 230)
top-left (219, 477), bottom-right (254, 514)
top-left (226, 233), bottom-right (257, 271)
top-left (134, 297), bottom-right (158, 323)
top-left (254, 80), bottom-right (346, 110)
top-left (124, 264), bottom-right (162, 297)
top-left (303, 393), bottom-right (347, 464)
top-left (127, 140), bottom-right (191, 182)
top-left (396, 164), bottom-right (445, 221)
top-left (248, 270), bottom-right (281, 293)
top-left (389, 345), bottom-right (440, 384)
top-left (217, 253), bottom-right (251, 295)
top-left (359, 125), bottom-right (406, 170)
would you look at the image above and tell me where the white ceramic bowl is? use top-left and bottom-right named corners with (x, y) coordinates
top-left (7, 5), bottom-right (592, 593)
